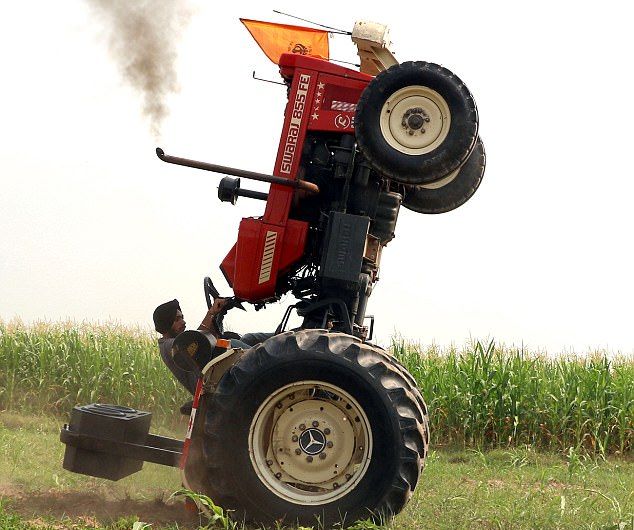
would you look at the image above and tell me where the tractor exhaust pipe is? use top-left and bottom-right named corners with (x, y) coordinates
top-left (156, 147), bottom-right (319, 195)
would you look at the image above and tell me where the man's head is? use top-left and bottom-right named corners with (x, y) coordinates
top-left (153, 299), bottom-right (186, 338)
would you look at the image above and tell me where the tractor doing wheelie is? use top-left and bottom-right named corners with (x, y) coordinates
top-left (60, 19), bottom-right (485, 526)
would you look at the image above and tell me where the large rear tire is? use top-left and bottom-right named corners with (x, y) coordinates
top-left (355, 61), bottom-right (478, 185)
top-left (195, 330), bottom-right (428, 527)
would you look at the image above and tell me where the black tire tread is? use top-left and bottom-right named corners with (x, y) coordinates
top-left (355, 61), bottom-right (478, 185)
top-left (193, 330), bottom-right (429, 526)
top-left (403, 136), bottom-right (486, 215)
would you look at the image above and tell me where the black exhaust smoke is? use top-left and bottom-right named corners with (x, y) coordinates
top-left (86, 0), bottom-right (192, 138)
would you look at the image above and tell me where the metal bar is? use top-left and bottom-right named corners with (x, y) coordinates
top-left (236, 188), bottom-right (268, 201)
top-left (146, 433), bottom-right (185, 452)
top-left (271, 10), bottom-right (351, 34)
top-left (156, 148), bottom-right (319, 195)
top-left (60, 427), bottom-right (182, 468)
top-left (252, 71), bottom-right (286, 86)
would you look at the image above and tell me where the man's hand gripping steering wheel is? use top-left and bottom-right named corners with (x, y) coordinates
top-left (203, 277), bottom-right (246, 338)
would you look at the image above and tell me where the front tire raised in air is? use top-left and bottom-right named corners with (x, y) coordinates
top-left (402, 136), bottom-right (486, 214)
top-left (355, 61), bottom-right (479, 185)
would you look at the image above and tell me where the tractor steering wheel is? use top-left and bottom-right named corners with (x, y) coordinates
top-left (202, 277), bottom-right (245, 340)
top-left (204, 276), bottom-right (220, 310)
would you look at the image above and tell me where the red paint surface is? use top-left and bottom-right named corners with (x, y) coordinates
top-left (220, 55), bottom-right (372, 301)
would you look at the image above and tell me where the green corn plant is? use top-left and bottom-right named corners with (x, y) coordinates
top-left (2, 320), bottom-right (632, 454)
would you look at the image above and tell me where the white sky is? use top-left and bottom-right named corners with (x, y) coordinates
top-left (1, 1), bottom-right (633, 354)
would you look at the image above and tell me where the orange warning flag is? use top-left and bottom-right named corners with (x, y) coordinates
top-left (240, 19), bottom-right (329, 64)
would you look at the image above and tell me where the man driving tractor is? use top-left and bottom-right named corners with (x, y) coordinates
top-left (152, 298), bottom-right (272, 404)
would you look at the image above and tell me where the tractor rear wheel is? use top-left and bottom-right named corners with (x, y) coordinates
top-left (355, 61), bottom-right (478, 185)
top-left (196, 330), bottom-right (428, 527)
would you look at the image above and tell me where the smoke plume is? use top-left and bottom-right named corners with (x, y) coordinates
top-left (87, 0), bottom-right (192, 138)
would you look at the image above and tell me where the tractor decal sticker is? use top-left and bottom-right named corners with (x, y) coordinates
top-left (331, 100), bottom-right (357, 112)
top-left (280, 73), bottom-right (311, 174)
top-left (334, 114), bottom-right (353, 129)
top-left (258, 231), bottom-right (278, 284)
top-left (311, 81), bottom-right (325, 121)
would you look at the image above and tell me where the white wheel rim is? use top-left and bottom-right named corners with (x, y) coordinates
top-left (249, 381), bottom-right (373, 505)
top-left (419, 166), bottom-right (460, 190)
top-left (379, 85), bottom-right (451, 155)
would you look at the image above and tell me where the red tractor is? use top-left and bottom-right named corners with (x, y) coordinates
top-left (61, 20), bottom-right (484, 526)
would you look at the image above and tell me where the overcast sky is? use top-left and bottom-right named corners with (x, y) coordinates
top-left (1, 1), bottom-right (633, 354)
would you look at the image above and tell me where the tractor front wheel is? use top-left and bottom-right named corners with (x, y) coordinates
top-left (355, 61), bottom-right (478, 185)
top-left (196, 330), bottom-right (428, 527)
top-left (402, 136), bottom-right (486, 214)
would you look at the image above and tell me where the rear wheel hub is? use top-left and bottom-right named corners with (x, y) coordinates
top-left (299, 428), bottom-right (326, 455)
top-left (249, 381), bottom-right (372, 504)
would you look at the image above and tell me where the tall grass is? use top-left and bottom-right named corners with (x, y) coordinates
top-left (0, 320), bottom-right (188, 418)
top-left (393, 338), bottom-right (633, 455)
top-left (0, 320), bottom-right (632, 454)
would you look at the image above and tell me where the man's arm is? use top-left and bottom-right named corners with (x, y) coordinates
top-left (198, 298), bottom-right (227, 338)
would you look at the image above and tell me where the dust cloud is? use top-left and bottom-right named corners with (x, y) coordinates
top-left (87, 0), bottom-right (192, 139)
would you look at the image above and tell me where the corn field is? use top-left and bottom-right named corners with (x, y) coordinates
top-left (0, 320), bottom-right (188, 419)
top-left (1, 320), bottom-right (632, 454)
top-left (393, 339), bottom-right (633, 455)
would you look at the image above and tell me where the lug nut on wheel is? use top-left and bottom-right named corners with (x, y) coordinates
top-left (306, 456), bottom-right (313, 463)
top-left (324, 428), bottom-right (331, 435)
top-left (299, 423), bottom-right (306, 431)
top-left (319, 452), bottom-right (327, 460)
top-left (326, 441), bottom-right (333, 448)
top-left (275, 472), bottom-right (282, 479)
top-left (295, 448), bottom-right (302, 455)
top-left (312, 420), bottom-right (319, 427)
top-left (292, 435), bottom-right (298, 442)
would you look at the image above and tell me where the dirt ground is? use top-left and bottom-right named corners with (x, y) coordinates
top-left (0, 411), bottom-right (200, 528)
top-left (0, 484), bottom-right (201, 528)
